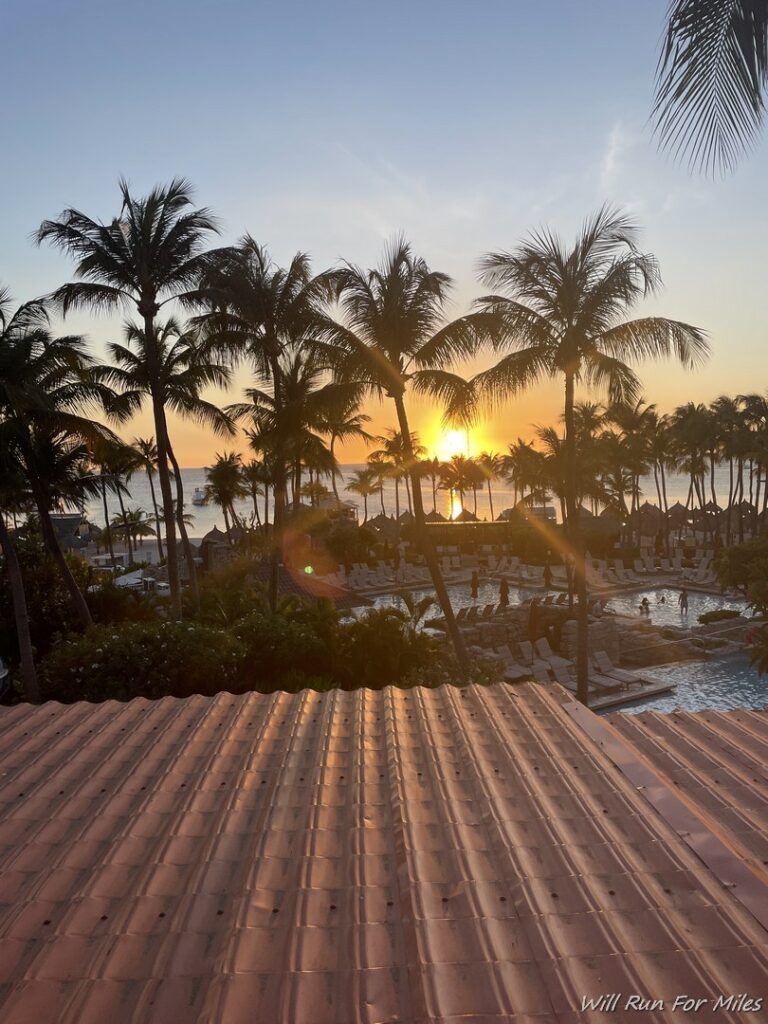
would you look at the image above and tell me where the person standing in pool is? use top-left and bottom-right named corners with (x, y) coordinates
top-left (499, 577), bottom-right (510, 608)
top-left (470, 570), bottom-right (479, 601)
top-left (543, 563), bottom-right (553, 589)
top-left (678, 588), bottom-right (689, 614)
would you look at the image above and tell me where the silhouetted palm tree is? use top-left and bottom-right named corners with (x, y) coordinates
top-left (0, 435), bottom-right (39, 701)
top-left (37, 178), bottom-right (225, 618)
top-left (103, 318), bottom-right (235, 607)
top-left (322, 240), bottom-right (496, 677)
top-left (475, 207), bottom-right (708, 703)
top-left (134, 437), bottom-right (164, 560)
top-left (653, 0), bottom-right (768, 173)
top-left (197, 239), bottom-right (330, 608)
top-left (205, 452), bottom-right (247, 536)
top-left (0, 290), bottom-right (116, 627)
top-left (477, 451), bottom-right (502, 521)
top-left (347, 467), bottom-right (378, 522)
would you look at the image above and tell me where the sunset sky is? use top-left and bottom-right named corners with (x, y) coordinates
top-left (3, 0), bottom-right (767, 465)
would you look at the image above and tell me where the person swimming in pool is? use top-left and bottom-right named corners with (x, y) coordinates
top-left (639, 597), bottom-right (651, 614)
top-left (678, 588), bottom-right (689, 614)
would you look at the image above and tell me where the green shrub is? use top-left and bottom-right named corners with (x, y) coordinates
top-left (232, 607), bottom-right (339, 690)
top-left (698, 608), bottom-right (742, 625)
top-left (714, 536), bottom-right (768, 616)
top-left (39, 621), bottom-right (244, 702)
top-left (336, 607), bottom-right (436, 689)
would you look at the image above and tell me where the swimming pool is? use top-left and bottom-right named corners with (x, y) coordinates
top-left (613, 652), bottom-right (767, 714)
top-left (370, 579), bottom-right (537, 619)
top-left (370, 581), bottom-right (746, 626)
top-left (605, 586), bottom-right (747, 626)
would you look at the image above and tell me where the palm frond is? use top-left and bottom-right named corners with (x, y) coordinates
top-left (653, 0), bottom-right (768, 173)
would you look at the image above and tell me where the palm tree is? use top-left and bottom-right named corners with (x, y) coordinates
top-left (0, 290), bottom-right (116, 628)
top-left (474, 207), bottom-right (708, 703)
top-left (134, 437), bottom-right (164, 560)
top-left (197, 239), bottom-right (330, 609)
top-left (371, 429), bottom-right (426, 520)
top-left (103, 318), bottom-right (235, 606)
top-left (347, 467), bottom-right (378, 522)
top-left (318, 388), bottom-right (372, 499)
top-left (477, 451), bottom-right (502, 521)
top-left (205, 451), bottom-right (247, 536)
top-left (0, 437), bottom-right (39, 701)
top-left (37, 178), bottom-right (225, 619)
top-left (421, 456), bottom-right (443, 513)
top-left (240, 459), bottom-right (265, 528)
top-left (321, 241), bottom-right (497, 677)
top-left (439, 454), bottom-right (474, 516)
top-left (95, 441), bottom-right (142, 566)
top-left (367, 454), bottom-right (390, 516)
top-left (653, 0), bottom-right (768, 173)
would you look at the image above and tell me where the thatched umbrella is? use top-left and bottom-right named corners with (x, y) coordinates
top-left (425, 509), bottom-right (447, 523)
top-left (666, 501), bottom-right (689, 527)
top-left (454, 508), bottom-right (479, 522)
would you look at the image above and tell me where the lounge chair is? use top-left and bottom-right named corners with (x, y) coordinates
top-left (592, 650), bottom-right (643, 687)
top-left (534, 637), bottom-right (573, 669)
top-left (517, 641), bottom-right (555, 677)
top-left (465, 606), bottom-right (479, 623)
top-left (494, 646), bottom-right (528, 682)
top-left (480, 603), bottom-right (495, 619)
top-left (532, 663), bottom-right (552, 684)
top-left (455, 607), bottom-right (469, 623)
top-left (550, 663), bottom-right (623, 696)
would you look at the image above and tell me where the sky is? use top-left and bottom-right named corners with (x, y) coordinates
top-left (3, 0), bottom-right (767, 465)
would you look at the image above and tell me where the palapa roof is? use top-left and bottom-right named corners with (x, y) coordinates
top-left (0, 683), bottom-right (766, 1023)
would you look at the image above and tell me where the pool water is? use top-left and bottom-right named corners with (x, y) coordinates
top-left (614, 652), bottom-right (768, 714)
top-left (371, 579), bottom-right (537, 619)
top-left (605, 587), bottom-right (747, 627)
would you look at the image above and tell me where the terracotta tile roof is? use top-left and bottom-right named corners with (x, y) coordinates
top-left (0, 684), bottom-right (766, 1023)
top-left (607, 707), bottom-right (768, 887)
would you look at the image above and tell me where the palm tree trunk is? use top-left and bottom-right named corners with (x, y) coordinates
top-left (363, 494), bottom-right (368, 522)
top-left (146, 469), bottom-right (164, 561)
top-left (726, 456), bottom-right (734, 545)
top-left (167, 444), bottom-right (200, 613)
top-left (268, 356), bottom-right (286, 612)
top-left (379, 481), bottom-right (385, 516)
top-left (393, 393), bottom-right (469, 681)
top-left (0, 515), bottom-right (39, 702)
top-left (101, 480), bottom-right (116, 565)
top-left (38, 500), bottom-right (92, 628)
top-left (330, 436), bottom-right (340, 499)
top-left (115, 484), bottom-right (134, 566)
top-left (148, 375), bottom-right (182, 620)
top-left (431, 475), bottom-right (437, 513)
top-left (563, 371), bottom-right (589, 706)
top-left (487, 480), bottom-right (495, 522)
top-left (20, 438), bottom-right (92, 629)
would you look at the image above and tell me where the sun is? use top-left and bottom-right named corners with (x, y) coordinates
top-left (435, 428), bottom-right (470, 462)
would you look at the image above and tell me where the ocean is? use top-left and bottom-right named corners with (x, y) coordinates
top-left (82, 465), bottom-right (753, 538)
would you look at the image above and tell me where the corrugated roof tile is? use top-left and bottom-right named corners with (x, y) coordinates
top-left (0, 683), bottom-right (765, 1022)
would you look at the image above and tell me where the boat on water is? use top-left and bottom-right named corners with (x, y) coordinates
top-left (192, 487), bottom-right (206, 506)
